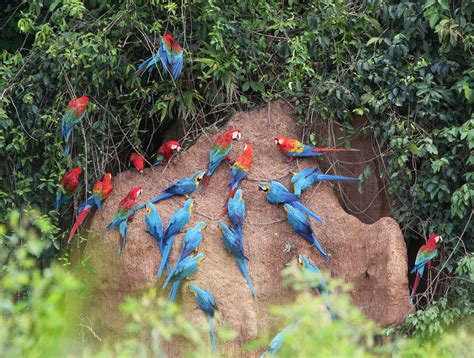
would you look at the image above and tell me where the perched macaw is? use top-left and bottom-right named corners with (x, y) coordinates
top-left (144, 201), bottom-right (170, 274)
top-left (227, 189), bottom-right (245, 238)
top-left (258, 181), bottom-right (323, 223)
top-left (189, 285), bottom-right (217, 352)
top-left (260, 321), bottom-right (298, 358)
top-left (283, 204), bottom-right (329, 261)
top-left (166, 221), bottom-right (206, 280)
top-left (410, 234), bottom-right (443, 304)
top-left (298, 254), bottom-right (336, 321)
top-left (106, 186), bottom-right (142, 255)
top-left (68, 173), bottom-right (113, 243)
top-left (274, 136), bottom-right (358, 160)
top-left (163, 253), bottom-right (205, 303)
top-left (61, 96), bottom-right (89, 157)
top-left (157, 198), bottom-right (193, 278)
top-left (200, 129), bottom-right (242, 190)
top-left (128, 152), bottom-right (145, 174)
top-left (291, 166), bottom-right (359, 196)
top-left (222, 143), bottom-right (252, 215)
top-left (134, 171), bottom-right (204, 212)
top-left (55, 167), bottom-right (82, 211)
top-left (134, 34), bottom-right (184, 80)
top-left (155, 140), bottom-right (182, 165)
top-left (219, 221), bottom-right (256, 298)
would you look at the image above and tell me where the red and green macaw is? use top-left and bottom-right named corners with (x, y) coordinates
top-left (106, 186), bottom-right (143, 255)
top-left (274, 136), bottom-right (358, 160)
top-left (55, 167), bottom-right (82, 211)
top-left (128, 152), bottom-right (145, 174)
top-left (155, 140), bottom-right (182, 165)
top-left (61, 96), bottom-right (89, 157)
top-left (221, 142), bottom-right (252, 215)
top-left (410, 233), bottom-right (443, 304)
top-left (68, 173), bottom-right (113, 243)
top-left (201, 129), bottom-right (242, 190)
top-left (134, 34), bottom-right (184, 80)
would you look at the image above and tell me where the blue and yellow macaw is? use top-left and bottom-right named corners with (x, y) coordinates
top-left (283, 204), bottom-right (329, 261)
top-left (227, 189), bottom-right (245, 237)
top-left (163, 253), bottom-right (205, 303)
top-left (134, 171), bottom-right (204, 212)
top-left (261, 320), bottom-right (298, 357)
top-left (189, 285), bottom-right (217, 352)
top-left (258, 181), bottom-right (323, 223)
top-left (291, 166), bottom-right (359, 196)
top-left (145, 202), bottom-right (170, 274)
top-left (219, 221), bottom-right (256, 298)
top-left (157, 198), bottom-right (193, 278)
top-left (298, 254), bottom-right (336, 321)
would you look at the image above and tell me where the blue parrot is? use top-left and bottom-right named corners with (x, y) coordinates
top-left (133, 171), bottom-right (204, 212)
top-left (189, 285), bottom-right (217, 352)
top-left (165, 221), bottom-right (206, 284)
top-left (283, 204), bottom-right (329, 261)
top-left (261, 320), bottom-right (298, 357)
top-left (298, 254), bottom-right (337, 321)
top-left (219, 221), bottom-right (256, 299)
top-left (157, 198), bottom-right (193, 278)
top-left (227, 189), bottom-right (245, 237)
top-left (258, 181), bottom-right (323, 223)
top-left (163, 253), bottom-right (205, 303)
top-left (291, 166), bottom-right (359, 196)
top-left (144, 202), bottom-right (170, 274)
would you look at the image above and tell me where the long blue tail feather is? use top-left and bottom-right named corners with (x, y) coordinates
top-left (209, 316), bottom-right (216, 352)
top-left (292, 201), bottom-right (323, 223)
top-left (310, 234), bottom-right (330, 261)
top-left (236, 257), bottom-right (256, 298)
top-left (157, 236), bottom-right (175, 278)
top-left (168, 281), bottom-right (180, 303)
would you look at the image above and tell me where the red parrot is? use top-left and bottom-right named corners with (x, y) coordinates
top-left (61, 96), bottom-right (89, 156)
top-left (128, 152), bottom-right (145, 174)
top-left (155, 140), bottom-right (181, 165)
top-left (55, 167), bottom-right (82, 211)
top-left (67, 173), bottom-right (113, 243)
top-left (201, 129), bottom-right (242, 190)
top-left (410, 233), bottom-right (443, 304)
top-left (221, 142), bottom-right (252, 216)
top-left (274, 136), bottom-right (359, 160)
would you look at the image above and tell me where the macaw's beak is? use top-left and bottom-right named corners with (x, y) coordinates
top-left (139, 170), bottom-right (144, 175)
top-left (176, 147), bottom-right (182, 152)
top-left (258, 185), bottom-right (266, 191)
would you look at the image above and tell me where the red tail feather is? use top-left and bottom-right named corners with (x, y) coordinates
top-left (313, 147), bottom-right (360, 153)
top-left (200, 175), bottom-right (211, 190)
top-left (220, 188), bottom-right (237, 216)
top-left (411, 273), bottom-right (421, 299)
top-left (68, 207), bottom-right (92, 243)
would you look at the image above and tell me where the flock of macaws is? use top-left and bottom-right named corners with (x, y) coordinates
top-left (54, 33), bottom-right (443, 356)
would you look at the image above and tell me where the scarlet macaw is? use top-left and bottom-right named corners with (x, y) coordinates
top-left (200, 129), bottom-right (241, 190)
top-left (55, 167), bottom-right (82, 211)
top-left (189, 285), bottom-right (217, 352)
top-left (258, 181), bottom-right (323, 223)
top-left (274, 136), bottom-right (358, 160)
top-left (134, 34), bottom-right (184, 80)
top-left (61, 96), bottom-right (89, 157)
top-left (128, 152), bottom-right (145, 174)
top-left (283, 204), bottom-right (329, 261)
top-left (410, 234), bottom-right (443, 304)
top-left (260, 321), bottom-right (298, 358)
top-left (163, 253), bottom-right (205, 303)
top-left (291, 166), bottom-right (359, 196)
top-left (155, 140), bottom-right (181, 165)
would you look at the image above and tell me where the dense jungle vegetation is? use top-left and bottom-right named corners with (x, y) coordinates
top-left (1, 0), bottom-right (473, 356)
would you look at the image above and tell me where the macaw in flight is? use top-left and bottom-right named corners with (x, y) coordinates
top-left (298, 254), bottom-right (336, 321)
top-left (133, 170), bottom-right (204, 212)
top-left (222, 142), bottom-right (252, 215)
top-left (274, 136), bottom-right (358, 160)
top-left (128, 152), bottom-right (145, 175)
top-left (189, 285), bottom-right (217, 352)
top-left (201, 129), bottom-right (242, 190)
top-left (55, 167), bottom-right (82, 211)
top-left (61, 96), bottom-right (89, 157)
top-left (134, 34), bottom-right (184, 80)
top-left (258, 181), bottom-right (323, 223)
top-left (219, 221), bottom-right (256, 299)
top-left (260, 321), bottom-right (298, 358)
top-left (284, 204), bottom-right (329, 261)
top-left (163, 253), bottom-right (205, 303)
top-left (291, 166), bottom-right (359, 196)
top-left (155, 140), bottom-right (181, 165)
top-left (410, 234), bottom-right (443, 304)
top-left (68, 173), bottom-right (113, 243)
top-left (106, 186), bottom-right (142, 255)
top-left (157, 198), bottom-right (193, 278)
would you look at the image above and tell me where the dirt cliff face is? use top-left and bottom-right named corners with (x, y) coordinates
top-left (83, 100), bottom-right (412, 356)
